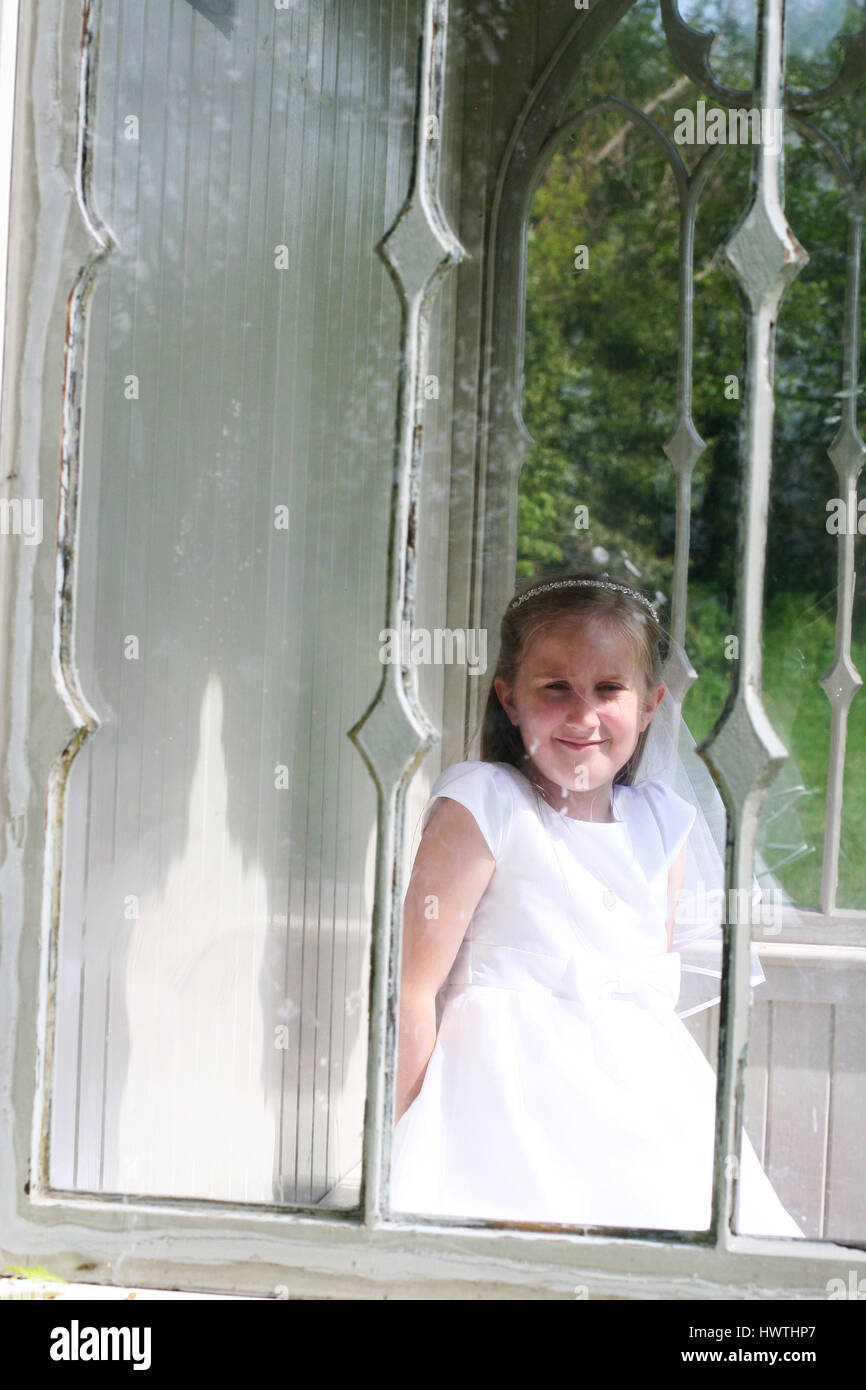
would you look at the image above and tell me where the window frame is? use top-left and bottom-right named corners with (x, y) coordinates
top-left (0, 0), bottom-right (864, 1299)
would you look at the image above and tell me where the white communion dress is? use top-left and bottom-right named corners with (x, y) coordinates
top-left (390, 759), bottom-right (803, 1236)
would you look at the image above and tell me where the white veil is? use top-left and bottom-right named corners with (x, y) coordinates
top-left (636, 682), bottom-right (776, 1019)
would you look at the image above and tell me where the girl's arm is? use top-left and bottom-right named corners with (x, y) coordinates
top-left (666, 841), bottom-right (688, 951)
top-left (395, 797), bottom-right (496, 1124)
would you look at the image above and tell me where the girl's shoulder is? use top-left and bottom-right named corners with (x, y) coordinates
top-left (424, 759), bottom-right (528, 860)
top-left (429, 758), bottom-right (524, 797)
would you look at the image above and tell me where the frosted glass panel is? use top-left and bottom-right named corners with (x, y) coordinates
top-left (48, 0), bottom-right (422, 1207)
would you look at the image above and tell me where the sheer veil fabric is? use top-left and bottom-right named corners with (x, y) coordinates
top-left (635, 684), bottom-right (771, 1019)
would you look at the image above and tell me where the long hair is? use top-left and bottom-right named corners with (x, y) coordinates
top-left (479, 571), bottom-right (669, 788)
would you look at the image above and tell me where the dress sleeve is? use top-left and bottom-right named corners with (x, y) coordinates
top-left (421, 760), bottom-right (513, 861)
top-left (636, 776), bottom-right (697, 870)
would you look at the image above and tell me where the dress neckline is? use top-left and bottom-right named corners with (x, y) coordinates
top-left (545, 782), bottom-right (627, 827)
top-left (501, 763), bottom-right (629, 828)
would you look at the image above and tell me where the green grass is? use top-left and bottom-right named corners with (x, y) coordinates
top-left (680, 585), bottom-right (866, 910)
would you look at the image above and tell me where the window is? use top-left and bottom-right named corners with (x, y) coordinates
top-left (0, 0), bottom-right (864, 1298)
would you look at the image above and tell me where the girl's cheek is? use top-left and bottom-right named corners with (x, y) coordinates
top-left (532, 705), bottom-right (558, 731)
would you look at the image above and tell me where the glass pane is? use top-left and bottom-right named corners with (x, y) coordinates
top-left (390, 0), bottom-right (863, 1244)
top-left (389, 0), bottom-right (687, 1232)
top-left (48, 0), bottom-right (422, 1207)
top-left (736, 0), bottom-right (866, 1240)
top-left (39, 0), bottom-right (864, 1246)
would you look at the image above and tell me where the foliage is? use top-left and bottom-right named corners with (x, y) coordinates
top-left (519, 0), bottom-right (864, 620)
top-left (2, 1264), bottom-right (69, 1284)
top-left (516, 0), bottom-right (866, 905)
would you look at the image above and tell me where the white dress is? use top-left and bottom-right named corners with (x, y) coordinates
top-left (390, 759), bottom-right (803, 1236)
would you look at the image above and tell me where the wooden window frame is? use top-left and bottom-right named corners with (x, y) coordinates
top-left (0, 0), bottom-right (864, 1299)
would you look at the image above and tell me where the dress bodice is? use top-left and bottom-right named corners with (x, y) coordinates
top-left (392, 760), bottom-right (804, 1236)
top-left (426, 761), bottom-right (696, 1017)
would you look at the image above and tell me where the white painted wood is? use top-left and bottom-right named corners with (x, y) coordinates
top-left (0, 0), bottom-right (19, 408)
top-left (1, 0), bottom-right (865, 1301)
top-left (349, 0), bottom-right (466, 1223)
top-left (697, 0), bottom-right (809, 1246)
top-left (765, 1002), bottom-right (832, 1238)
top-left (825, 1004), bottom-right (866, 1242)
top-left (743, 999), bottom-right (770, 1166)
top-left (696, 958), bottom-right (866, 1242)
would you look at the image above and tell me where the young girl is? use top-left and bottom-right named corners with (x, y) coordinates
top-left (390, 574), bottom-right (803, 1236)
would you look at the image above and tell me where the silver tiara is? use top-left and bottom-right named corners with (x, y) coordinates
top-left (508, 577), bottom-right (658, 616)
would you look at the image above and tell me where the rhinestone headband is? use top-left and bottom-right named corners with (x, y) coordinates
top-left (508, 577), bottom-right (658, 616)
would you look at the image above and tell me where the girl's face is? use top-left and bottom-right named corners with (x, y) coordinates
top-left (494, 614), bottom-right (664, 814)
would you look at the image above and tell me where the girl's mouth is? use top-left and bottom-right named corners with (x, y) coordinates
top-left (556, 737), bottom-right (604, 750)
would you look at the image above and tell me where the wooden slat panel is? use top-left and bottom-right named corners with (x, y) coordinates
top-left (824, 1004), bottom-right (866, 1241)
top-left (743, 999), bottom-right (770, 1166)
top-left (765, 1001), bottom-right (832, 1238)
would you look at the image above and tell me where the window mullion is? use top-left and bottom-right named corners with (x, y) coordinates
top-left (817, 180), bottom-right (863, 917)
top-left (348, 0), bottom-right (465, 1228)
top-left (698, 0), bottom-right (809, 1248)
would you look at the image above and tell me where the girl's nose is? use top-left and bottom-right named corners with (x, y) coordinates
top-left (563, 689), bottom-right (600, 727)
